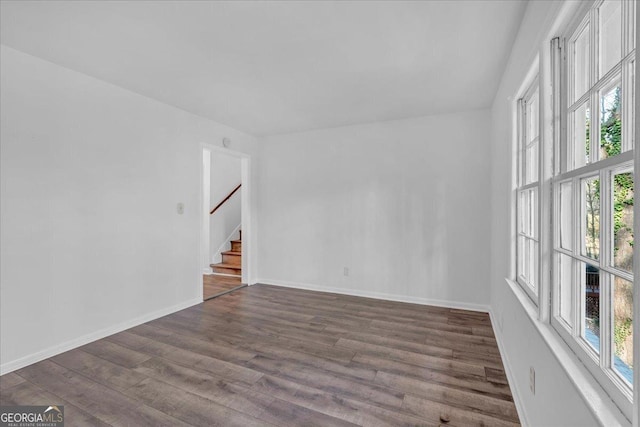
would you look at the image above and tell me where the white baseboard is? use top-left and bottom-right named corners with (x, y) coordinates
top-left (257, 278), bottom-right (490, 313)
top-left (489, 309), bottom-right (529, 427)
top-left (0, 297), bottom-right (201, 375)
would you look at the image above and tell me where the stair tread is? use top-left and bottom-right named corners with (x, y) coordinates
top-left (222, 251), bottom-right (241, 255)
top-left (230, 239), bottom-right (242, 244)
top-left (210, 262), bottom-right (241, 269)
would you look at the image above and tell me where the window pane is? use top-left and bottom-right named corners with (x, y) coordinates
top-left (559, 253), bottom-right (574, 327)
top-left (583, 177), bottom-right (600, 260)
top-left (529, 188), bottom-right (538, 238)
top-left (613, 171), bottom-right (634, 272)
top-left (518, 190), bottom-right (528, 235)
top-left (573, 23), bottom-right (590, 101)
top-left (600, 82), bottom-right (622, 159)
top-left (630, 60), bottom-right (635, 150)
top-left (582, 262), bottom-right (601, 353)
top-left (572, 102), bottom-right (591, 168)
top-left (528, 90), bottom-right (539, 140)
top-left (518, 236), bottom-right (526, 279)
top-left (599, 0), bottom-right (622, 77)
top-left (560, 181), bottom-right (573, 250)
top-left (612, 275), bottom-right (633, 384)
top-left (525, 143), bottom-right (539, 184)
top-left (528, 239), bottom-right (538, 291)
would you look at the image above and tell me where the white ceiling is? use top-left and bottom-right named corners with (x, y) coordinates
top-left (0, 1), bottom-right (526, 136)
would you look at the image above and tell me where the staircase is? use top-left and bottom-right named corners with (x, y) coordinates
top-left (211, 230), bottom-right (242, 276)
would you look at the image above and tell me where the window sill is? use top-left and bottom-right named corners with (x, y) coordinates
top-left (503, 278), bottom-right (630, 427)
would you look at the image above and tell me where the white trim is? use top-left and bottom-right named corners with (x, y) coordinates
top-left (211, 223), bottom-right (241, 264)
top-left (634, 0), bottom-right (640, 422)
top-left (505, 278), bottom-right (629, 427)
top-left (515, 70), bottom-right (542, 306)
top-left (0, 297), bottom-right (201, 375)
top-left (257, 278), bottom-right (490, 313)
top-left (240, 155), bottom-right (254, 285)
top-left (488, 309), bottom-right (529, 427)
top-left (201, 147), bottom-right (211, 279)
top-left (199, 142), bottom-right (256, 301)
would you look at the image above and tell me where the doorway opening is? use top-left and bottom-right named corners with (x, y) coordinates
top-left (201, 144), bottom-right (252, 300)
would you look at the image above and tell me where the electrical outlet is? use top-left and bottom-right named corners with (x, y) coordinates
top-left (343, 267), bottom-right (349, 276)
top-left (529, 366), bottom-right (535, 395)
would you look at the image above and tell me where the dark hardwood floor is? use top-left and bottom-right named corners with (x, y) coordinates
top-left (0, 284), bottom-right (520, 426)
top-left (203, 274), bottom-right (243, 300)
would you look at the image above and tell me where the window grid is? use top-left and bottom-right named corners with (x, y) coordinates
top-left (549, 0), bottom-right (635, 413)
top-left (516, 79), bottom-right (540, 302)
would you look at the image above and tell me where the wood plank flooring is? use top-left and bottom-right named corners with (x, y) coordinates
top-left (203, 274), bottom-right (243, 300)
top-left (0, 284), bottom-right (520, 426)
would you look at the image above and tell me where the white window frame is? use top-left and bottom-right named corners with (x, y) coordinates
top-left (549, 0), bottom-right (636, 419)
top-left (515, 77), bottom-right (542, 305)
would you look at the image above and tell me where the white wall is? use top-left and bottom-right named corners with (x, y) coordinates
top-left (0, 45), bottom-right (257, 373)
top-left (489, 1), bottom-right (616, 425)
top-left (257, 110), bottom-right (491, 310)
top-left (209, 151), bottom-right (242, 264)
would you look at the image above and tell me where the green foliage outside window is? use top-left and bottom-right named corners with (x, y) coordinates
top-left (584, 86), bottom-right (634, 362)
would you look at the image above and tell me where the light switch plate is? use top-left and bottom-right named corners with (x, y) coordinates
top-left (529, 366), bottom-right (535, 394)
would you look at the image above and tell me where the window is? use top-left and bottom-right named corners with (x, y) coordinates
top-left (550, 0), bottom-right (635, 415)
top-left (516, 79), bottom-right (540, 302)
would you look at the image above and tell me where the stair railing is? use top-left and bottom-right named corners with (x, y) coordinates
top-left (210, 184), bottom-right (241, 215)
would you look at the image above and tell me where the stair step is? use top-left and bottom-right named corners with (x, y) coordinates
top-left (230, 240), bottom-right (242, 252)
top-left (221, 250), bottom-right (241, 266)
top-left (210, 262), bottom-right (241, 275)
top-left (211, 262), bottom-right (241, 269)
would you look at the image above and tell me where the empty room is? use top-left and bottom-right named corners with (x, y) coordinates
top-left (0, 1), bottom-right (638, 426)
